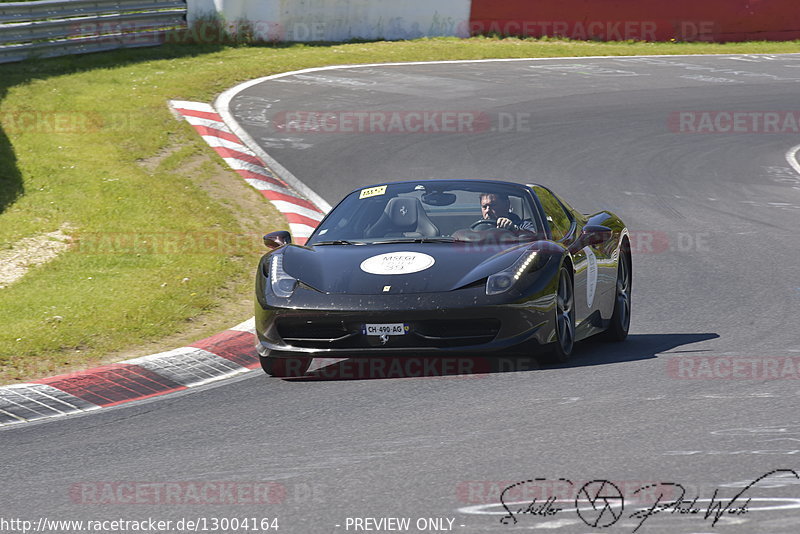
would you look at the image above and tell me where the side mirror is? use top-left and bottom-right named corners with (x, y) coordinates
top-left (581, 225), bottom-right (612, 246)
top-left (263, 230), bottom-right (292, 250)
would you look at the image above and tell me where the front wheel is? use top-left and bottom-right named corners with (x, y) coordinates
top-left (546, 265), bottom-right (575, 363)
top-left (260, 355), bottom-right (311, 377)
top-left (603, 249), bottom-right (631, 342)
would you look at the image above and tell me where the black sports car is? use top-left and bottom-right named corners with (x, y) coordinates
top-left (255, 180), bottom-right (631, 377)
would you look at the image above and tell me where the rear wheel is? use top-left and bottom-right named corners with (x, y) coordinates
top-left (603, 248), bottom-right (631, 341)
top-left (547, 265), bottom-right (575, 363)
top-left (260, 355), bottom-right (311, 377)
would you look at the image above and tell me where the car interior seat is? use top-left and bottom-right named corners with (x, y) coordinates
top-left (366, 197), bottom-right (440, 238)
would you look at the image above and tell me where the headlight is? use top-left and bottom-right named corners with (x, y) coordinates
top-left (270, 254), bottom-right (297, 298)
top-left (486, 251), bottom-right (541, 296)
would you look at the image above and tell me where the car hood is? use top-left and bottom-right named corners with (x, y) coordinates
top-left (280, 242), bottom-right (533, 295)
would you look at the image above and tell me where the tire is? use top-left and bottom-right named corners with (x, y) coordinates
top-left (260, 355), bottom-right (311, 377)
top-left (546, 264), bottom-right (575, 363)
top-left (603, 247), bottom-right (631, 342)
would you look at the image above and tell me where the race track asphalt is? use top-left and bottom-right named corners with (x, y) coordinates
top-left (4, 53), bottom-right (800, 534)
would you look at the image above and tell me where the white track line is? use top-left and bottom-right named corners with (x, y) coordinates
top-left (786, 144), bottom-right (800, 177)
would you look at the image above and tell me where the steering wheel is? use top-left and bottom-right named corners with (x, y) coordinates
top-left (470, 218), bottom-right (498, 230)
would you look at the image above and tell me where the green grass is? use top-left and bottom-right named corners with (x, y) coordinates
top-left (1, 36), bottom-right (799, 383)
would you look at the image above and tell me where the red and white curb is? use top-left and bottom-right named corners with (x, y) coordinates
top-left (168, 100), bottom-right (327, 244)
top-left (0, 320), bottom-right (257, 427)
top-left (1, 98), bottom-right (332, 427)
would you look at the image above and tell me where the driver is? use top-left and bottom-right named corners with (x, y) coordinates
top-left (480, 193), bottom-right (535, 231)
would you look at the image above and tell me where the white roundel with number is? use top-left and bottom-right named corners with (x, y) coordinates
top-left (360, 252), bottom-right (435, 275)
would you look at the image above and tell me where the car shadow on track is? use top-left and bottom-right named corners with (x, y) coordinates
top-left (281, 333), bottom-right (720, 381)
top-left (545, 332), bottom-right (720, 370)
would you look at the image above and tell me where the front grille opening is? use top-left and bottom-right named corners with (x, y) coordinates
top-left (413, 319), bottom-right (500, 347)
top-left (277, 320), bottom-right (350, 342)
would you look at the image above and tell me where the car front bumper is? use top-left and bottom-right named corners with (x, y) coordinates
top-left (255, 285), bottom-right (557, 359)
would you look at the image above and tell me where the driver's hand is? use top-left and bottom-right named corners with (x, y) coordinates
top-left (496, 217), bottom-right (517, 229)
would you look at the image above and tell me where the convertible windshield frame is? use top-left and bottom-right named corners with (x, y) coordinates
top-left (306, 180), bottom-right (545, 247)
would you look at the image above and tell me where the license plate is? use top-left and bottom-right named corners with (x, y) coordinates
top-left (363, 323), bottom-right (408, 336)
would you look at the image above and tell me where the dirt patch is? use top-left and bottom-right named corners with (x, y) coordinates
top-left (137, 141), bottom-right (282, 235)
top-left (180, 152), bottom-right (279, 234)
top-left (0, 224), bottom-right (72, 289)
top-left (136, 143), bottom-right (184, 173)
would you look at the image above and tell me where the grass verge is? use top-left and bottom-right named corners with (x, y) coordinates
top-left (1, 36), bottom-right (799, 383)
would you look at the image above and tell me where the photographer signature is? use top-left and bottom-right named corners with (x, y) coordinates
top-left (499, 469), bottom-right (798, 531)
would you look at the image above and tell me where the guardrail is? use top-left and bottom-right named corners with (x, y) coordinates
top-left (0, 0), bottom-right (187, 64)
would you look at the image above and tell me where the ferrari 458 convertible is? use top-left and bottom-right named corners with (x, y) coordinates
top-left (255, 180), bottom-right (631, 377)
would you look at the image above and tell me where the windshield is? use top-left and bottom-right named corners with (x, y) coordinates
top-left (307, 181), bottom-right (542, 246)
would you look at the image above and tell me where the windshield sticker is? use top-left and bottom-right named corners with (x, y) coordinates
top-left (360, 252), bottom-right (435, 275)
top-left (359, 185), bottom-right (387, 199)
top-left (584, 246), bottom-right (599, 307)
